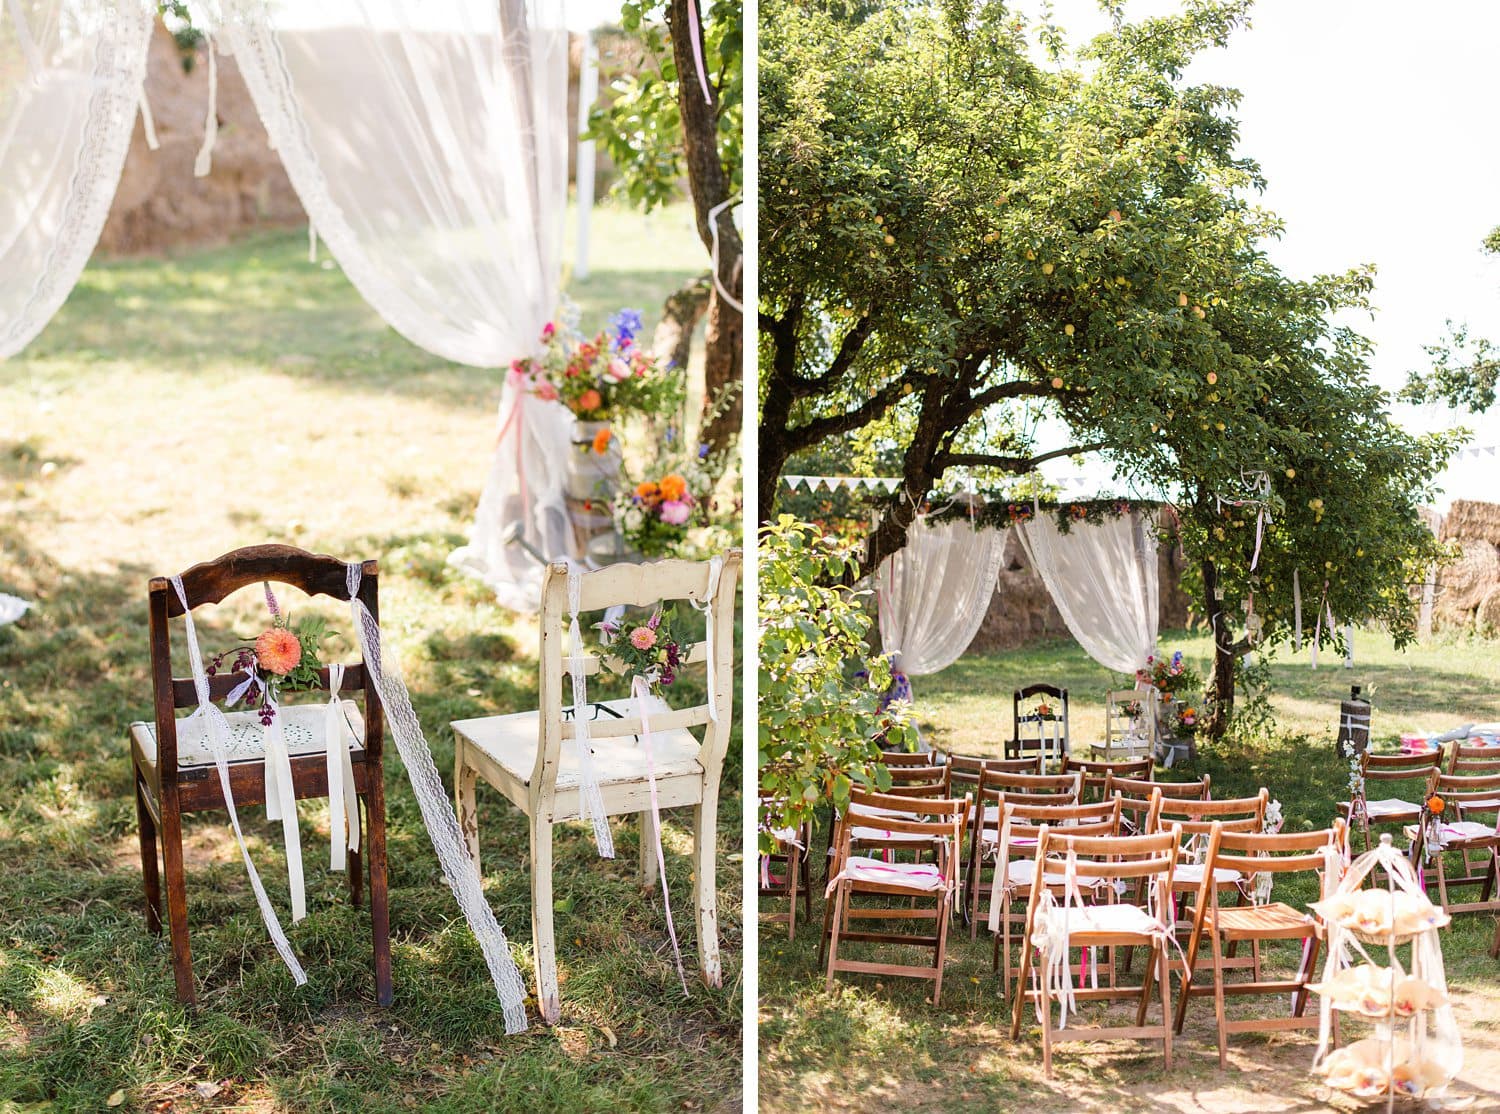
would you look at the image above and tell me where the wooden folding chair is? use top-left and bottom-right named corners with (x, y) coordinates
top-left (881, 749), bottom-right (937, 767)
top-left (1062, 754), bottom-right (1152, 803)
top-left (1009, 826), bottom-right (1182, 1078)
top-left (1345, 750), bottom-right (1441, 852)
top-left (944, 752), bottom-right (1041, 796)
top-left (824, 790), bottom-right (970, 1004)
top-left (980, 797), bottom-right (1122, 985)
top-left (759, 791), bottom-right (812, 941)
top-left (1448, 742), bottom-right (1500, 776)
top-left (1409, 770), bottom-right (1500, 918)
top-left (128, 545), bottom-right (391, 1006)
top-left (1008, 683), bottom-right (1071, 763)
top-left (1107, 772), bottom-right (1209, 836)
top-left (1091, 689), bottom-right (1158, 761)
top-left (1173, 819), bottom-right (1348, 1067)
top-left (966, 769), bottom-right (1081, 917)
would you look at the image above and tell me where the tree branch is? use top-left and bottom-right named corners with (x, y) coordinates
top-left (937, 441), bottom-right (1109, 472)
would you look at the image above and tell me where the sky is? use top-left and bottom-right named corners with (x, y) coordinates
top-left (1029, 0), bottom-right (1500, 506)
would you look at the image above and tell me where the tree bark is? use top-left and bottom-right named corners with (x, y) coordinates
top-left (653, 274), bottom-right (711, 383)
top-left (666, 0), bottom-right (742, 454)
top-left (1202, 558), bottom-right (1238, 741)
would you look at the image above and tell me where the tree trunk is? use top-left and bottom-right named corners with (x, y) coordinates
top-left (1202, 558), bottom-right (1237, 741)
top-left (653, 274), bottom-right (711, 383)
top-left (666, 0), bottom-right (742, 455)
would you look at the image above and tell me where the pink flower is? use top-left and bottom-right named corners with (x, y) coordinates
top-left (606, 358), bottom-right (631, 382)
top-left (659, 499), bottom-right (691, 525)
top-left (541, 322), bottom-right (556, 339)
top-left (535, 380), bottom-right (558, 401)
top-left (629, 627), bottom-right (657, 651)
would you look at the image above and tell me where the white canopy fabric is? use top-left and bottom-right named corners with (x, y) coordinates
top-left (876, 516), bottom-right (1008, 677)
top-left (0, 0), bottom-right (153, 358)
top-left (1014, 511), bottom-right (1159, 676)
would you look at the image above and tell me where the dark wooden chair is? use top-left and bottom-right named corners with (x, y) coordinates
top-left (129, 545), bottom-right (391, 1006)
top-left (1007, 684), bottom-right (1070, 762)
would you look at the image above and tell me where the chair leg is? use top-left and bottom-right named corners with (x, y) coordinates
top-left (1039, 957), bottom-right (1054, 1079)
top-left (1010, 918), bottom-right (1035, 1040)
top-left (932, 896), bottom-right (951, 1006)
top-left (366, 786), bottom-right (393, 1007)
top-left (693, 801), bottom-right (722, 988)
top-left (639, 808), bottom-right (660, 891)
top-left (824, 884), bottom-right (847, 991)
top-left (347, 797), bottom-right (364, 910)
top-left (529, 818), bottom-right (561, 1024)
top-left (1210, 929), bottom-right (1229, 1069)
top-left (134, 775), bottom-right (162, 935)
top-left (454, 739), bottom-right (481, 880)
top-left (1136, 938), bottom-right (1157, 1027)
top-left (1158, 945), bottom-right (1173, 1070)
top-left (786, 844), bottom-right (799, 943)
top-left (1293, 934), bottom-right (1319, 1017)
top-left (159, 794), bottom-right (195, 1006)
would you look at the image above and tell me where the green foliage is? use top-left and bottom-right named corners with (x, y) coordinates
top-left (587, 0), bottom-right (743, 210)
top-left (1403, 319), bottom-right (1498, 414)
top-left (757, 517), bottom-right (913, 850)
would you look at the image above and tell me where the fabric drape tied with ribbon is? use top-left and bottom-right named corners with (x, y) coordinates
top-left (325, 663), bottom-right (360, 871)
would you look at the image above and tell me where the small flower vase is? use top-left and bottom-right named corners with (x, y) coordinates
top-left (567, 419), bottom-right (623, 501)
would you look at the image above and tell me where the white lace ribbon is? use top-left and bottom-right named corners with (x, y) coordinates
top-left (565, 561), bottom-right (613, 857)
top-left (344, 563), bottom-right (528, 1033)
top-left (260, 689), bottom-right (305, 922)
top-left (325, 662), bottom-right (360, 871)
top-left (169, 576), bottom-right (307, 985)
top-left (689, 556), bottom-right (723, 724)
top-left (632, 672), bottom-right (689, 994)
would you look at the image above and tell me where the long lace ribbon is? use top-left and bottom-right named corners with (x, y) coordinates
top-left (565, 561), bottom-right (613, 857)
top-left (169, 576), bottom-right (307, 985)
top-left (632, 672), bottom-right (689, 994)
top-left (260, 689), bottom-right (305, 921)
top-left (343, 564), bottom-right (528, 1032)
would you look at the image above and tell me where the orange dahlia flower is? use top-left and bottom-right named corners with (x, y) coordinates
top-left (591, 427), bottom-right (613, 454)
top-left (255, 628), bottom-right (302, 676)
top-left (659, 473), bottom-right (688, 501)
top-left (635, 481), bottom-right (660, 501)
top-left (576, 388), bottom-right (603, 413)
top-left (1427, 795), bottom-right (1445, 815)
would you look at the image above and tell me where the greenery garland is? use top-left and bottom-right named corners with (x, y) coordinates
top-left (925, 495), bottom-right (1164, 534)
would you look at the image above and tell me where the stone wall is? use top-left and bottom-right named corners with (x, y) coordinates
top-left (1434, 500), bottom-right (1500, 632)
top-left (967, 510), bottom-right (1193, 653)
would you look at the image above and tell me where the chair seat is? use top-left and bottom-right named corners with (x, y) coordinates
top-left (849, 825), bottom-right (941, 845)
top-left (1358, 797), bottom-right (1423, 821)
top-left (452, 695), bottom-right (706, 821)
top-left (1173, 863), bottom-right (1242, 887)
top-left (1208, 901), bottom-right (1314, 940)
top-left (131, 702), bottom-right (365, 770)
top-left (1403, 820), bottom-right (1499, 845)
top-left (1060, 902), bottom-right (1165, 939)
top-left (833, 857), bottom-right (947, 893)
top-left (1003, 858), bottom-right (1107, 891)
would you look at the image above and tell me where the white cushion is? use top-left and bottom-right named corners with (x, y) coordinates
top-left (1062, 903), bottom-right (1164, 936)
top-left (1005, 858), bottom-right (1105, 889)
top-left (1438, 820), bottom-right (1497, 841)
top-left (1363, 798), bottom-right (1422, 819)
top-left (833, 857), bottom-right (946, 892)
top-left (1172, 863), bottom-right (1242, 886)
top-left (848, 825), bottom-right (940, 844)
top-left (131, 702), bottom-right (364, 768)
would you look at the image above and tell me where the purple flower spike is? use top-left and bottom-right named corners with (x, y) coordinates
top-left (264, 581), bottom-right (281, 619)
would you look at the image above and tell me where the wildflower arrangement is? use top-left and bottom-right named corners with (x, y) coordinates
top-left (598, 605), bottom-right (694, 686)
top-left (614, 447), bottom-right (736, 559)
top-left (515, 308), bottom-right (684, 421)
top-left (1136, 649), bottom-right (1204, 732)
top-left (1418, 792), bottom-right (1448, 860)
top-left (205, 582), bottom-right (330, 724)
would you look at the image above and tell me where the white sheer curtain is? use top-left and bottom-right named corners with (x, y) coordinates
top-left (876, 516), bottom-right (1008, 677)
top-left (1014, 511), bottom-right (1159, 675)
top-left (0, 0), bottom-right (152, 358)
top-left (214, 0), bottom-right (576, 608)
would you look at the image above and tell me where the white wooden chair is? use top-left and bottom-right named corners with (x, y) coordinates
top-left (450, 553), bottom-right (739, 1023)
top-left (1090, 688), bottom-right (1158, 761)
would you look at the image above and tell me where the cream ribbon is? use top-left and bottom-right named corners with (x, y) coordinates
top-left (633, 672), bottom-right (688, 994)
top-left (688, 555), bottom-right (723, 723)
top-left (170, 576), bottom-right (307, 985)
top-left (193, 32), bottom-right (218, 178)
top-left (325, 663), bottom-right (360, 871)
top-left (565, 561), bottom-right (613, 858)
top-left (260, 689), bottom-right (305, 921)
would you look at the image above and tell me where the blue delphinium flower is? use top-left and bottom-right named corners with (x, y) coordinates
top-left (698, 443), bottom-right (710, 460)
top-left (609, 307), bottom-right (644, 348)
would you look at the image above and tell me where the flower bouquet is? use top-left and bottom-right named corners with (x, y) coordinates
top-left (516, 308), bottom-right (684, 422)
top-left (614, 449), bottom-right (737, 561)
top-left (1136, 650), bottom-right (1203, 733)
top-left (599, 605), bottom-right (695, 688)
top-left (205, 583), bottom-right (331, 723)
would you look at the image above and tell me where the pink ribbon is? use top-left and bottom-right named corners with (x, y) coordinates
top-left (686, 0), bottom-right (712, 105)
top-left (634, 674), bottom-right (688, 994)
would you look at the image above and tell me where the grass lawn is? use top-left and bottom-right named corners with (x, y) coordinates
top-left (759, 630), bottom-right (1500, 1112)
top-left (0, 201), bottom-right (743, 1112)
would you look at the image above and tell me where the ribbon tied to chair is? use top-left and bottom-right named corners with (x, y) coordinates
top-left (325, 663), bottom-right (360, 871)
top-left (564, 560), bottom-right (613, 858)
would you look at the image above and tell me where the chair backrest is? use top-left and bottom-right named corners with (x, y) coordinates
top-left (1062, 754), bottom-right (1153, 801)
top-left (1147, 790), bottom-right (1269, 841)
top-left (835, 790), bottom-right (971, 879)
top-left (1202, 820), bottom-right (1348, 902)
top-left (880, 749), bottom-right (935, 767)
top-left (1105, 688), bottom-right (1157, 747)
top-left (884, 763), bottom-right (952, 797)
top-left (146, 544), bottom-right (382, 786)
top-left (944, 752), bottom-right (1041, 793)
top-left (1448, 743), bottom-right (1500, 776)
top-left (1430, 770), bottom-right (1500, 818)
top-left (980, 769), bottom-right (1082, 799)
top-left (535, 552), bottom-right (740, 808)
top-left (1105, 772), bottom-right (1210, 803)
top-left (1360, 749), bottom-right (1440, 787)
top-left (1030, 826), bottom-right (1181, 903)
top-left (1011, 683), bottom-right (1070, 755)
